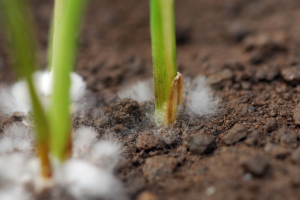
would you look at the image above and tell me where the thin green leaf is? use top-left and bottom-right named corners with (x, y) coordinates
top-left (0, 0), bottom-right (51, 177)
top-left (49, 0), bottom-right (87, 160)
top-left (48, 0), bottom-right (65, 70)
top-left (150, 0), bottom-right (177, 122)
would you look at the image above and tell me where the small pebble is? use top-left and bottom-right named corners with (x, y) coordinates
top-left (142, 155), bottom-right (178, 183)
top-left (136, 132), bottom-right (163, 151)
top-left (187, 134), bottom-right (217, 155)
top-left (206, 186), bottom-right (216, 196)
top-left (241, 155), bottom-right (269, 176)
top-left (222, 124), bottom-right (248, 145)
top-left (281, 66), bottom-right (300, 84)
top-left (264, 118), bottom-right (277, 132)
top-left (244, 173), bottom-right (252, 181)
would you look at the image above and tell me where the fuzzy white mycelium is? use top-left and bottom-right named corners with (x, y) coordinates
top-left (0, 70), bottom-right (86, 115)
top-left (72, 126), bottom-right (98, 158)
top-left (118, 79), bottom-right (153, 103)
top-left (185, 76), bottom-right (219, 116)
top-left (0, 123), bottom-right (34, 154)
top-left (0, 124), bottom-right (126, 200)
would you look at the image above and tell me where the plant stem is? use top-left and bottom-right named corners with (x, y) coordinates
top-left (0, 0), bottom-right (52, 178)
top-left (27, 79), bottom-right (52, 178)
top-left (150, 0), bottom-right (177, 123)
top-left (48, 0), bottom-right (65, 70)
top-left (49, 0), bottom-right (87, 161)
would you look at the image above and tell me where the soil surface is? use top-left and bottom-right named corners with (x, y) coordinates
top-left (2, 0), bottom-right (300, 199)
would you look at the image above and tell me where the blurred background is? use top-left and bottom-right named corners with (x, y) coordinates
top-left (1, 0), bottom-right (300, 95)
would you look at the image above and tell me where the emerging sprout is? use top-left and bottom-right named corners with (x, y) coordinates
top-left (0, 0), bottom-right (87, 179)
top-left (49, 0), bottom-right (88, 161)
top-left (164, 72), bottom-right (183, 125)
top-left (0, 0), bottom-right (52, 179)
top-left (150, 0), bottom-right (184, 126)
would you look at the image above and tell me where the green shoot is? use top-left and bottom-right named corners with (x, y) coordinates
top-left (47, 17), bottom-right (54, 70)
top-left (0, 0), bottom-right (52, 178)
top-left (48, 0), bottom-right (65, 70)
top-left (49, 0), bottom-right (87, 161)
top-left (150, 0), bottom-right (183, 125)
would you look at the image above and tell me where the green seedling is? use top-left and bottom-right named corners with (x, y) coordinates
top-left (0, 0), bottom-right (87, 178)
top-left (47, 0), bottom-right (64, 70)
top-left (0, 0), bottom-right (52, 178)
top-left (150, 0), bottom-right (183, 125)
top-left (49, 0), bottom-right (87, 161)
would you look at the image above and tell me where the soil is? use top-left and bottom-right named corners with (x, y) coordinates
top-left (2, 0), bottom-right (300, 199)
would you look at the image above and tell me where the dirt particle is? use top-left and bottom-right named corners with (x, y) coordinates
top-left (213, 129), bottom-right (221, 136)
top-left (95, 117), bottom-right (110, 129)
top-left (243, 32), bottom-right (287, 54)
top-left (125, 175), bottom-right (146, 197)
top-left (293, 103), bottom-right (300, 126)
top-left (187, 134), bottom-right (217, 155)
top-left (249, 52), bottom-right (264, 65)
top-left (264, 118), bottom-right (277, 132)
top-left (264, 143), bottom-right (290, 159)
top-left (136, 132), bottom-right (163, 151)
top-left (241, 81), bottom-right (251, 90)
top-left (241, 155), bottom-right (269, 176)
top-left (283, 93), bottom-right (291, 100)
top-left (137, 191), bottom-right (158, 200)
top-left (277, 128), bottom-right (298, 149)
top-left (112, 98), bottom-right (141, 128)
top-left (227, 22), bottom-right (249, 43)
top-left (289, 169), bottom-right (300, 186)
top-left (11, 112), bottom-right (25, 122)
top-left (207, 68), bottom-right (233, 87)
top-left (113, 124), bottom-right (127, 133)
top-left (245, 130), bottom-right (263, 146)
top-left (158, 128), bottom-right (179, 146)
top-left (255, 65), bottom-right (279, 81)
top-left (281, 66), bottom-right (300, 84)
top-left (269, 110), bottom-right (277, 117)
top-left (222, 124), bottom-right (248, 145)
top-left (142, 155), bottom-right (178, 183)
top-left (246, 105), bottom-right (255, 114)
top-left (291, 148), bottom-right (300, 165)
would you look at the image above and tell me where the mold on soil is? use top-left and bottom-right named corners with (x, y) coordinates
top-left (2, 0), bottom-right (300, 199)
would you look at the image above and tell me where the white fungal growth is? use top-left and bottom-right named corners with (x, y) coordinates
top-left (186, 76), bottom-right (219, 116)
top-left (72, 126), bottom-right (122, 172)
top-left (72, 126), bottom-right (98, 158)
top-left (56, 159), bottom-right (126, 200)
top-left (89, 141), bottom-right (121, 171)
top-left (0, 126), bottom-right (126, 200)
top-left (70, 72), bottom-right (86, 103)
top-left (0, 71), bottom-right (86, 115)
top-left (0, 153), bottom-right (36, 182)
top-left (0, 123), bottom-right (34, 154)
top-left (34, 71), bottom-right (53, 100)
top-left (0, 82), bottom-right (31, 114)
top-left (0, 185), bottom-right (32, 200)
top-left (118, 80), bottom-right (153, 103)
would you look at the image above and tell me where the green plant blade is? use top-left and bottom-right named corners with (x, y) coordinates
top-left (47, 16), bottom-right (54, 70)
top-left (150, 0), bottom-right (177, 122)
top-left (0, 0), bottom-right (35, 79)
top-left (48, 0), bottom-right (65, 70)
top-left (0, 0), bottom-right (52, 178)
top-left (49, 0), bottom-right (87, 161)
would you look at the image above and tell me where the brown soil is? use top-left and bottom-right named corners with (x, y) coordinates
top-left (2, 0), bottom-right (300, 200)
